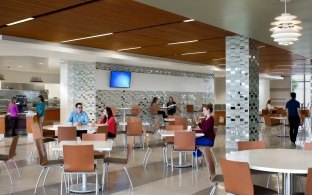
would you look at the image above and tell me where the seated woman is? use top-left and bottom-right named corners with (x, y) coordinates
top-left (266, 99), bottom-right (276, 114)
top-left (151, 97), bottom-right (167, 118)
top-left (98, 107), bottom-right (116, 138)
top-left (167, 96), bottom-right (176, 115)
top-left (194, 104), bottom-right (215, 157)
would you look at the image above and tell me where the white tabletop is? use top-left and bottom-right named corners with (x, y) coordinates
top-left (52, 140), bottom-right (113, 152)
top-left (117, 107), bottom-right (131, 110)
top-left (164, 118), bottom-right (175, 122)
top-left (270, 116), bottom-right (287, 120)
top-left (159, 130), bottom-right (204, 138)
top-left (118, 122), bottom-right (150, 126)
top-left (43, 124), bottom-right (105, 131)
top-left (226, 149), bottom-right (312, 174)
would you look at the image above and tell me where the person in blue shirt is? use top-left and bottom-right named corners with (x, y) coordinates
top-left (67, 102), bottom-right (90, 125)
top-left (286, 92), bottom-right (302, 147)
top-left (36, 95), bottom-right (45, 130)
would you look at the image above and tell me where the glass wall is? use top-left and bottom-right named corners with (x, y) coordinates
top-left (291, 75), bottom-right (311, 108)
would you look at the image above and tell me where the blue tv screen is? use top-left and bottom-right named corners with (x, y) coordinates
top-left (110, 71), bottom-right (131, 88)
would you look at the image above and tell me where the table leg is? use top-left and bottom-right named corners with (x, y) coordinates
top-left (122, 110), bottom-right (127, 146)
top-left (70, 173), bottom-right (100, 193)
top-left (172, 152), bottom-right (192, 168)
top-left (278, 119), bottom-right (289, 137)
top-left (282, 173), bottom-right (294, 195)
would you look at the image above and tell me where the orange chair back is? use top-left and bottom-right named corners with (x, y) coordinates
top-left (35, 138), bottom-right (48, 166)
top-left (304, 143), bottom-right (312, 150)
top-left (174, 117), bottom-right (188, 129)
top-left (237, 141), bottom-right (266, 151)
top-left (82, 133), bottom-right (107, 141)
top-left (220, 158), bottom-right (254, 195)
top-left (174, 131), bottom-right (195, 151)
top-left (131, 106), bottom-right (141, 116)
top-left (149, 105), bottom-right (158, 115)
top-left (63, 145), bottom-right (94, 172)
top-left (305, 168), bottom-right (312, 194)
top-left (32, 122), bottom-right (43, 140)
top-left (57, 126), bottom-right (77, 142)
top-left (186, 104), bottom-right (194, 113)
top-left (126, 121), bottom-right (143, 136)
top-left (165, 125), bottom-right (183, 143)
top-left (97, 125), bottom-right (108, 134)
top-left (212, 115), bottom-right (220, 126)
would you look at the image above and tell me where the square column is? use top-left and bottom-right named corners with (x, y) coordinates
top-left (225, 35), bottom-right (260, 148)
top-left (60, 60), bottom-right (96, 123)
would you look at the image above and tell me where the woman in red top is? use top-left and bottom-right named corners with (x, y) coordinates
top-left (98, 107), bottom-right (116, 138)
top-left (194, 104), bottom-right (215, 157)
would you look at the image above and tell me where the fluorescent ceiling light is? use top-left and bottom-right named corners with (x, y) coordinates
top-left (181, 51), bottom-right (206, 55)
top-left (6, 17), bottom-right (34, 26)
top-left (61, 33), bottom-right (113, 43)
top-left (183, 19), bottom-right (195, 23)
top-left (276, 64), bottom-right (296, 67)
top-left (117, 47), bottom-right (142, 52)
top-left (260, 73), bottom-right (283, 80)
top-left (212, 58), bottom-right (226, 61)
top-left (168, 40), bottom-right (198, 45)
top-left (17, 66), bottom-right (23, 68)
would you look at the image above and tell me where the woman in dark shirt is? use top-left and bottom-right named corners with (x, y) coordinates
top-left (167, 96), bottom-right (176, 115)
top-left (194, 104), bottom-right (215, 157)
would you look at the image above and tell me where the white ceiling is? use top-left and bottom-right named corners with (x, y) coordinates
top-left (136, 0), bottom-right (312, 58)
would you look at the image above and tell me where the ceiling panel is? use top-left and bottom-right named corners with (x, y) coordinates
top-left (0, 0), bottom-right (90, 26)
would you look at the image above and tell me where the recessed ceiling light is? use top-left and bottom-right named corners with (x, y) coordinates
top-left (61, 33), bottom-right (113, 43)
top-left (181, 51), bottom-right (206, 55)
top-left (17, 66), bottom-right (23, 68)
top-left (168, 40), bottom-right (198, 45)
top-left (117, 47), bottom-right (142, 52)
top-left (6, 17), bottom-right (34, 26)
top-left (258, 46), bottom-right (266, 49)
top-left (212, 58), bottom-right (226, 61)
top-left (39, 62), bottom-right (43, 65)
top-left (183, 19), bottom-right (195, 23)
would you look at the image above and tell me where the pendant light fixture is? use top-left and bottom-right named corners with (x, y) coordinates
top-left (270, 0), bottom-right (302, 46)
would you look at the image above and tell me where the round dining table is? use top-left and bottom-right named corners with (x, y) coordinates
top-left (226, 149), bottom-right (312, 195)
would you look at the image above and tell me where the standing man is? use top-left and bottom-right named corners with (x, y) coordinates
top-left (286, 92), bottom-right (302, 147)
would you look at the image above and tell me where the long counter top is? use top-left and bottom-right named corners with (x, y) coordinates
top-left (0, 113), bottom-right (37, 118)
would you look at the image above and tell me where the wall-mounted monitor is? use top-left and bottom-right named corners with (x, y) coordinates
top-left (109, 71), bottom-right (131, 88)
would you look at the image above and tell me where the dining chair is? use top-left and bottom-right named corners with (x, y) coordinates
top-left (34, 138), bottom-right (63, 194)
top-left (127, 105), bottom-right (141, 117)
top-left (174, 116), bottom-right (188, 130)
top-left (97, 125), bottom-right (108, 134)
top-left (296, 142), bottom-right (312, 191)
top-left (237, 141), bottom-right (280, 193)
top-left (263, 115), bottom-right (281, 135)
top-left (163, 125), bottom-right (183, 165)
top-left (293, 168), bottom-right (312, 195)
top-left (170, 131), bottom-right (197, 172)
top-left (103, 143), bottom-right (134, 190)
top-left (0, 136), bottom-right (20, 186)
top-left (202, 148), bottom-right (223, 195)
top-left (126, 120), bottom-right (145, 149)
top-left (220, 158), bottom-right (278, 195)
top-left (143, 118), bottom-right (161, 167)
top-left (61, 145), bottom-right (99, 195)
top-left (57, 126), bottom-right (77, 142)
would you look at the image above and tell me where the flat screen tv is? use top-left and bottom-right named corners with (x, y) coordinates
top-left (109, 71), bottom-right (131, 88)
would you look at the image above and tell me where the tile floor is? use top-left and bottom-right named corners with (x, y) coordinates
top-left (0, 124), bottom-right (309, 195)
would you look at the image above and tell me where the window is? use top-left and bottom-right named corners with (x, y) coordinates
top-left (291, 75), bottom-right (311, 108)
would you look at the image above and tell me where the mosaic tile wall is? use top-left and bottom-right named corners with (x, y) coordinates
top-left (225, 35), bottom-right (260, 148)
top-left (68, 61), bottom-right (97, 122)
top-left (96, 90), bottom-right (214, 123)
top-left (97, 63), bottom-right (213, 79)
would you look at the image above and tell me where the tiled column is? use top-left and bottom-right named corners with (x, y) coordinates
top-left (225, 35), bottom-right (260, 148)
top-left (60, 60), bottom-right (96, 123)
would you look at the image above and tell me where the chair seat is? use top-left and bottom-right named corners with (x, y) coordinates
top-left (0, 154), bottom-right (9, 161)
top-left (42, 159), bottom-right (63, 166)
top-left (254, 185), bottom-right (278, 195)
top-left (104, 157), bottom-right (127, 164)
top-left (211, 174), bottom-right (224, 183)
top-left (94, 151), bottom-right (105, 159)
top-left (43, 137), bottom-right (57, 143)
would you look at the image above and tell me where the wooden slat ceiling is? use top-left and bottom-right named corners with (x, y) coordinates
top-left (0, 0), bottom-right (309, 75)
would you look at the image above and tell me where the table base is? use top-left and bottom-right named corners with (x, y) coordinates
top-left (283, 173), bottom-right (294, 195)
top-left (169, 163), bottom-right (193, 168)
top-left (278, 135), bottom-right (289, 137)
top-left (70, 183), bottom-right (100, 193)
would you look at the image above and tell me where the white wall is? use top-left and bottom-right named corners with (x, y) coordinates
top-left (96, 70), bottom-right (207, 92)
top-left (44, 83), bottom-right (60, 99)
top-left (213, 77), bottom-right (270, 110)
top-left (215, 77), bottom-right (225, 104)
top-left (1, 69), bottom-right (59, 83)
top-left (259, 79), bottom-right (270, 110)
top-left (270, 77), bottom-right (291, 107)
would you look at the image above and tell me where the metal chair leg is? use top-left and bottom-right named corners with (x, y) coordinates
top-left (123, 166), bottom-right (133, 190)
top-left (29, 143), bottom-right (35, 159)
top-left (144, 148), bottom-right (153, 168)
top-left (101, 163), bottom-right (106, 191)
top-left (43, 166), bottom-right (51, 186)
top-left (35, 167), bottom-right (46, 193)
top-left (60, 173), bottom-right (64, 195)
top-left (266, 174), bottom-right (271, 188)
top-left (95, 172), bottom-right (99, 195)
top-left (2, 162), bottom-right (13, 186)
top-left (171, 150), bottom-right (174, 172)
top-left (210, 184), bottom-right (217, 195)
top-left (12, 159), bottom-right (21, 179)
